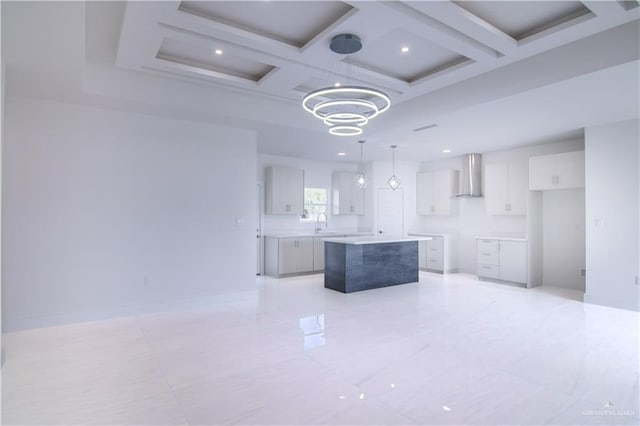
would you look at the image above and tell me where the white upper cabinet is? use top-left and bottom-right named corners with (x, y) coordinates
top-left (417, 170), bottom-right (459, 215)
top-left (332, 172), bottom-right (364, 215)
top-left (485, 161), bottom-right (528, 215)
top-left (529, 151), bottom-right (585, 190)
top-left (265, 166), bottom-right (304, 215)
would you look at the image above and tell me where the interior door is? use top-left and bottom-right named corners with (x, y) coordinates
top-left (376, 187), bottom-right (404, 236)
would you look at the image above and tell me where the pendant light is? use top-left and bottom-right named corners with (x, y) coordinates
top-left (302, 34), bottom-right (390, 136)
top-left (387, 145), bottom-right (401, 191)
top-left (356, 140), bottom-right (366, 188)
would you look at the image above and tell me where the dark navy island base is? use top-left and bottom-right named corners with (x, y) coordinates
top-left (324, 240), bottom-right (419, 293)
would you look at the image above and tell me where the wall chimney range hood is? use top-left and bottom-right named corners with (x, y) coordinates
top-left (456, 153), bottom-right (483, 197)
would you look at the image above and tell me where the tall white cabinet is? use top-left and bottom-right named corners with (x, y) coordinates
top-left (332, 171), bottom-right (364, 215)
top-left (484, 161), bottom-right (528, 215)
top-left (265, 166), bottom-right (304, 215)
top-left (529, 151), bottom-right (584, 190)
top-left (417, 170), bottom-right (459, 215)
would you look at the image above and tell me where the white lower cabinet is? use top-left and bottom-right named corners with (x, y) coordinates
top-left (265, 236), bottom-right (314, 277)
top-left (411, 234), bottom-right (457, 273)
top-left (498, 241), bottom-right (528, 284)
top-left (265, 233), bottom-right (373, 277)
top-left (476, 238), bottom-right (527, 284)
top-left (418, 240), bottom-right (428, 269)
top-left (313, 237), bottom-right (324, 271)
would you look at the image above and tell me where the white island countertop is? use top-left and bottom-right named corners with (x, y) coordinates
top-left (323, 235), bottom-right (432, 245)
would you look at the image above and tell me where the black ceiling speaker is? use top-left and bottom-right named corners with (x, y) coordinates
top-left (330, 34), bottom-right (362, 54)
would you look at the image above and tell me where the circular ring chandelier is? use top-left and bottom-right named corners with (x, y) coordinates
top-left (302, 34), bottom-right (391, 136)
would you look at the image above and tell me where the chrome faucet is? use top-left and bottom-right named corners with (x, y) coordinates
top-left (315, 212), bottom-right (328, 233)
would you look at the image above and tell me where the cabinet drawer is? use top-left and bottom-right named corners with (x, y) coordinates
top-left (427, 256), bottom-right (443, 270)
top-left (426, 237), bottom-right (443, 254)
top-left (477, 251), bottom-right (499, 266)
top-left (477, 239), bottom-right (499, 253)
top-left (478, 263), bottom-right (500, 279)
top-left (426, 250), bottom-right (443, 264)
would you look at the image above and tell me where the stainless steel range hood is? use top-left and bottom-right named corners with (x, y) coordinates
top-left (456, 153), bottom-right (483, 197)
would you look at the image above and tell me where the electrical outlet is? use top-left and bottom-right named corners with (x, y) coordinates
top-left (143, 276), bottom-right (149, 287)
top-left (581, 269), bottom-right (586, 277)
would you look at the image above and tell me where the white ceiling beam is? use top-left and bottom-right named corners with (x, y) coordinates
top-left (370, 1), bottom-right (501, 62)
top-left (404, 1), bottom-right (518, 56)
top-left (581, 1), bottom-right (627, 18)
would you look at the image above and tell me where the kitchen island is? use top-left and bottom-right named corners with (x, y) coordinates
top-left (323, 235), bottom-right (431, 293)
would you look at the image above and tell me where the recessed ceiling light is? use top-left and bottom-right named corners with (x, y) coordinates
top-left (443, 149), bottom-right (451, 153)
top-left (215, 49), bottom-right (223, 55)
top-left (334, 82), bottom-right (341, 87)
top-left (401, 46), bottom-right (409, 53)
top-left (338, 152), bottom-right (346, 156)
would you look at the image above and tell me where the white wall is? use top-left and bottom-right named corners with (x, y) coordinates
top-left (585, 119), bottom-right (639, 311)
top-left (2, 97), bottom-right (258, 330)
top-left (414, 139), bottom-right (584, 273)
top-left (258, 154), bottom-right (360, 233)
top-left (542, 189), bottom-right (585, 290)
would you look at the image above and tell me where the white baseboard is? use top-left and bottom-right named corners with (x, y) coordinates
top-left (584, 292), bottom-right (640, 312)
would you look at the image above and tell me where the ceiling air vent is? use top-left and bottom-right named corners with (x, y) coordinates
top-left (413, 124), bottom-right (438, 132)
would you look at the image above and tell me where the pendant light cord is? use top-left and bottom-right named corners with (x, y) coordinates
top-left (391, 145), bottom-right (397, 174)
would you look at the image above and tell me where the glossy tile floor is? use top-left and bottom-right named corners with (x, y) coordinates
top-left (2, 272), bottom-right (639, 425)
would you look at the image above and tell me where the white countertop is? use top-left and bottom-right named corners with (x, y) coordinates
top-left (475, 236), bottom-right (528, 242)
top-left (408, 232), bottom-right (452, 237)
top-left (263, 231), bottom-right (375, 238)
top-left (323, 235), bottom-right (432, 245)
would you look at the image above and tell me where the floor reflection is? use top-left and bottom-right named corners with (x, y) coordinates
top-left (299, 313), bottom-right (325, 350)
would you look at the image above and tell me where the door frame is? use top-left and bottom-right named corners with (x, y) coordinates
top-left (257, 181), bottom-right (263, 275)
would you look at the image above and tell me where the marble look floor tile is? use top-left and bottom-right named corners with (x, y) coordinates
top-left (2, 272), bottom-right (638, 425)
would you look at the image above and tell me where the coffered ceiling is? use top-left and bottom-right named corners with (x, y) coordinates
top-left (2, 1), bottom-right (639, 162)
top-left (117, 1), bottom-right (638, 105)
